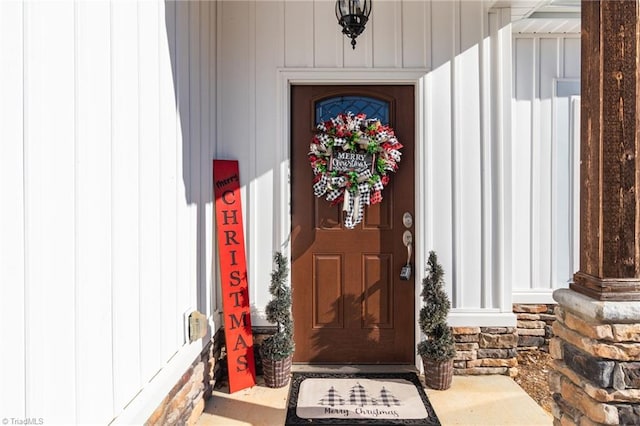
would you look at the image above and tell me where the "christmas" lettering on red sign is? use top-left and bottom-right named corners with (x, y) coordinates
top-left (213, 160), bottom-right (256, 393)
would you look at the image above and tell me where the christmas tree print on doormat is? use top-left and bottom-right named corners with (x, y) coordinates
top-left (286, 372), bottom-right (440, 425)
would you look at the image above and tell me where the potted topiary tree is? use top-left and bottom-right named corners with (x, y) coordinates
top-left (260, 251), bottom-right (295, 388)
top-left (417, 251), bottom-right (456, 390)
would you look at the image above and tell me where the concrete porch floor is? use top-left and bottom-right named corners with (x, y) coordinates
top-left (197, 371), bottom-right (552, 425)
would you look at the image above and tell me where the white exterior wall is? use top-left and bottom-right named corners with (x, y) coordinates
top-left (512, 33), bottom-right (581, 303)
top-left (0, 1), bottom-right (216, 424)
top-left (0, 0), bottom-right (573, 423)
top-left (216, 1), bottom-right (515, 327)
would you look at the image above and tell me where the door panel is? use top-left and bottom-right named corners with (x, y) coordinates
top-left (313, 254), bottom-right (344, 328)
top-left (362, 254), bottom-right (393, 328)
top-left (291, 85), bottom-right (415, 364)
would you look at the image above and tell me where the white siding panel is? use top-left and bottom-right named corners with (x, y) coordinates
top-left (187, 0), bottom-right (201, 317)
top-left (512, 37), bottom-right (534, 290)
top-left (111, 1), bottom-right (142, 411)
top-left (199, 0), bottom-right (214, 319)
top-left (0, 1), bottom-right (25, 417)
top-left (159, 0), bottom-right (180, 361)
top-left (493, 8), bottom-right (513, 311)
top-left (314, 0), bottom-right (343, 67)
top-left (284, 1), bottom-right (314, 67)
top-left (75, 2), bottom-right (115, 423)
top-left (206, 0), bottom-right (218, 318)
top-left (483, 8), bottom-right (497, 309)
top-left (531, 38), bottom-right (556, 290)
top-left (373, 0), bottom-right (401, 68)
top-left (563, 38), bottom-right (580, 79)
top-left (218, 1), bottom-right (251, 162)
top-left (429, 1), bottom-right (455, 299)
top-left (457, 0), bottom-right (483, 308)
top-left (254, 1), bottom-right (285, 305)
top-left (24, 2), bottom-right (76, 421)
top-left (401, 0), bottom-right (429, 69)
top-left (138, 0), bottom-right (163, 382)
top-left (175, 0), bottom-right (191, 345)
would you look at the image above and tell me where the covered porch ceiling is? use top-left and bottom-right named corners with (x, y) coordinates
top-left (493, 0), bottom-right (581, 33)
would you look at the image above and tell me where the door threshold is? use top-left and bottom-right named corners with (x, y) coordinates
top-left (291, 364), bottom-right (418, 374)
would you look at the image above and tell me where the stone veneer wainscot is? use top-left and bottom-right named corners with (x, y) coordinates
top-left (550, 289), bottom-right (640, 425)
top-left (452, 304), bottom-right (557, 377)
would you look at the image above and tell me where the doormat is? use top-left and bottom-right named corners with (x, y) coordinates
top-left (285, 372), bottom-right (441, 425)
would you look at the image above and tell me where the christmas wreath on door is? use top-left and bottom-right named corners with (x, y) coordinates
top-left (308, 112), bottom-right (403, 228)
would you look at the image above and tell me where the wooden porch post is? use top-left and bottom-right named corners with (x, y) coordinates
top-left (572, 0), bottom-right (640, 301)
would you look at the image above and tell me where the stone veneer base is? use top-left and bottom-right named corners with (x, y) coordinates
top-left (452, 304), bottom-right (556, 377)
top-left (452, 326), bottom-right (519, 376)
top-left (145, 335), bottom-right (219, 426)
top-left (551, 289), bottom-right (640, 426)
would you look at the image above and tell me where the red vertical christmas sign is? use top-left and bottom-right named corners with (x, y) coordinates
top-left (213, 160), bottom-right (256, 393)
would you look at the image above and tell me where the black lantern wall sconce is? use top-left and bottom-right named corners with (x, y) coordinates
top-left (335, 0), bottom-right (372, 50)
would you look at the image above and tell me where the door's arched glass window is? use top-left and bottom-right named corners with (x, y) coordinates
top-left (315, 96), bottom-right (389, 125)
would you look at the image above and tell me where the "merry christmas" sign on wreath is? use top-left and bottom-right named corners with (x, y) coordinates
top-left (330, 151), bottom-right (375, 174)
top-left (308, 112), bottom-right (403, 228)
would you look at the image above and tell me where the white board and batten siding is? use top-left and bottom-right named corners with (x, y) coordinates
top-left (0, 1), bottom-right (216, 424)
top-left (216, 1), bottom-right (516, 327)
top-left (0, 0), bottom-right (26, 419)
top-left (512, 33), bottom-right (581, 303)
top-left (0, 0), bottom-right (580, 423)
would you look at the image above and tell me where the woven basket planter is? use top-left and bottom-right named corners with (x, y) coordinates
top-left (422, 357), bottom-right (454, 390)
top-left (262, 355), bottom-right (292, 388)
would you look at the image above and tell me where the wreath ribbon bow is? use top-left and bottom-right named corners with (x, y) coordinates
top-left (308, 112), bottom-right (403, 229)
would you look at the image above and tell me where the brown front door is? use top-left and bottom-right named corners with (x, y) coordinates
top-left (291, 85), bottom-right (415, 364)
